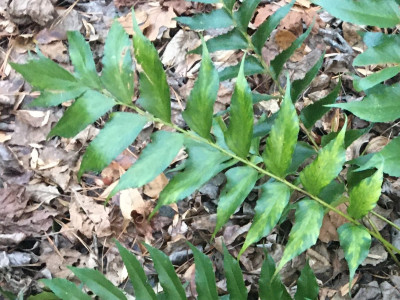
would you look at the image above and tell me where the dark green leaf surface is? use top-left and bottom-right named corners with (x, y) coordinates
top-left (187, 243), bottom-right (218, 300)
top-left (294, 262), bottom-right (319, 300)
top-left (30, 88), bottom-right (87, 107)
top-left (329, 83), bottom-right (400, 122)
top-left (240, 182), bottom-right (290, 257)
top-left (338, 224), bottom-right (371, 283)
top-left (234, 0), bottom-right (260, 31)
top-left (313, 0), bottom-right (400, 27)
top-left (259, 254), bottom-right (291, 300)
top-left (301, 80), bottom-right (340, 129)
top-left (321, 125), bottom-right (372, 149)
top-left (276, 200), bottom-right (324, 273)
top-left (253, 113), bottom-right (277, 137)
top-left (132, 11), bottom-right (171, 122)
top-left (219, 55), bottom-right (264, 81)
top-left (223, 246), bottom-right (247, 300)
top-left (347, 167), bottom-right (383, 219)
top-left (353, 66), bottom-right (400, 92)
top-left (41, 279), bottom-right (91, 300)
top-left (353, 34), bottom-right (400, 65)
top-left (223, 0), bottom-right (236, 11)
top-left (111, 131), bottom-right (184, 197)
top-left (252, 0), bottom-right (294, 54)
top-left (144, 244), bottom-right (186, 300)
top-left (78, 112), bottom-right (147, 178)
top-left (190, 29), bottom-right (248, 54)
top-left (27, 292), bottom-right (59, 300)
top-left (67, 31), bottom-right (101, 89)
top-left (213, 166), bottom-right (258, 237)
top-left (270, 24), bottom-right (313, 80)
top-left (287, 142), bottom-right (315, 174)
top-left (102, 21), bottom-right (134, 105)
top-left (224, 57), bottom-right (254, 158)
top-left (116, 242), bottom-right (157, 300)
top-left (263, 77), bottom-right (299, 177)
top-left (318, 180), bottom-right (345, 206)
top-left (69, 267), bottom-right (127, 300)
top-left (49, 90), bottom-right (115, 138)
top-left (176, 9), bottom-right (233, 30)
top-left (183, 41), bottom-right (219, 139)
top-left (300, 122), bottom-right (346, 196)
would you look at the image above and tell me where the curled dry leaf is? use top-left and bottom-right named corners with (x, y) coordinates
top-left (319, 203), bottom-right (349, 243)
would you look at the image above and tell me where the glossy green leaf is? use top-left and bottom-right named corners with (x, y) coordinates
top-left (301, 80), bottom-right (341, 129)
top-left (102, 21), bottom-right (134, 105)
top-left (234, 0), bottom-right (260, 31)
top-left (318, 180), bottom-right (345, 206)
top-left (263, 76), bottom-right (299, 177)
top-left (183, 40), bottom-right (219, 139)
top-left (48, 90), bottom-right (115, 138)
top-left (321, 125), bottom-right (372, 149)
top-left (329, 83), bottom-right (400, 122)
top-left (313, 0), bottom-right (400, 27)
top-left (41, 279), bottom-right (91, 300)
top-left (252, 0), bottom-right (294, 55)
top-left (151, 140), bottom-right (234, 217)
top-left (67, 31), bottom-right (101, 89)
top-left (351, 136), bottom-right (400, 176)
top-left (291, 53), bottom-right (324, 102)
top-left (190, 29), bottom-right (248, 54)
top-left (69, 267), bottom-right (127, 300)
top-left (176, 9), bottom-right (233, 30)
top-left (300, 122), bottom-right (346, 196)
top-left (270, 24), bottom-right (313, 80)
top-left (116, 242), bottom-right (157, 300)
top-left (224, 57), bottom-right (254, 158)
top-left (276, 200), bottom-right (324, 273)
top-left (223, 0), bottom-right (236, 11)
top-left (223, 246), bottom-right (247, 300)
top-left (259, 253), bottom-right (291, 300)
top-left (78, 112), bottom-right (147, 178)
top-left (294, 262), bottom-right (319, 300)
top-left (27, 292), bottom-right (59, 300)
top-left (213, 166), bottom-right (258, 238)
top-left (187, 242), bottom-right (218, 300)
top-left (111, 131), bottom-right (183, 197)
top-left (132, 11), bottom-right (171, 122)
top-left (287, 142), bottom-right (316, 174)
top-left (338, 223), bottom-right (371, 284)
top-left (144, 244), bottom-right (186, 300)
top-left (29, 88), bottom-right (87, 107)
top-left (240, 182), bottom-right (290, 257)
top-left (347, 166), bottom-right (377, 191)
top-left (219, 55), bottom-right (264, 81)
top-left (347, 167), bottom-right (383, 220)
top-left (354, 66), bottom-right (400, 92)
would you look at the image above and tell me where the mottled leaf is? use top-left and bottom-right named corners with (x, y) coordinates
top-left (41, 279), bottom-right (91, 300)
top-left (223, 246), bottom-right (247, 300)
top-left (176, 9), bottom-right (233, 30)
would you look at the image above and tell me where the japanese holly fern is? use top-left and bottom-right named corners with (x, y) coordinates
top-left (10, 0), bottom-right (400, 297)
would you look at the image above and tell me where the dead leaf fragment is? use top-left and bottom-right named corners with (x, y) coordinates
top-left (143, 173), bottom-right (169, 198)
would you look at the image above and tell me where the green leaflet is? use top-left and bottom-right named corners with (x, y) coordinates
top-left (259, 254), bottom-right (291, 300)
top-left (294, 262), bottom-right (319, 300)
top-left (102, 21), bottom-right (134, 105)
top-left (301, 80), bottom-right (341, 129)
top-left (190, 29), bottom-right (248, 54)
top-left (276, 200), bottom-right (324, 273)
top-left (28, 292), bottom-right (59, 300)
top-left (187, 242), bottom-right (218, 300)
top-left (111, 131), bottom-right (183, 197)
top-left (287, 142), bottom-right (316, 174)
top-left (223, 0), bottom-right (236, 11)
top-left (116, 242), bottom-right (157, 300)
top-left (183, 40), bottom-right (219, 140)
top-left (300, 121), bottom-right (346, 196)
top-left (234, 0), bottom-right (260, 31)
top-left (338, 223), bottom-right (371, 284)
top-left (347, 167), bottom-right (383, 220)
top-left (223, 246), bottom-right (247, 300)
top-left (291, 53), bottom-right (324, 102)
top-left (239, 182), bottom-right (290, 258)
top-left (48, 90), bottom-right (115, 139)
top-left (353, 66), bottom-right (400, 92)
top-left (270, 24), bottom-right (313, 80)
top-left (263, 77), bottom-right (299, 177)
top-left (132, 11), bottom-right (171, 122)
top-left (67, 31), bottom-right (101, 89)
top-left (176, 9), bottom-right (233, 30)
top-left (318, 180), bottom-right (345, 206)
top-left (151, 140), bottom-right (234, 218)
top-left (69, 267), bottom-right (127, 300)
top-left (252, 0), bottom-right (294, 55)
top-left (144, 244), bottom-right (186, 300)
top-left (213, 166), bottom-right (258, 238)
top-left (224, 57), bottom-right (254, 158)
top-left (321, 125), bottom-right (372, 149)
top-left (41, 278), bottom-right (91, 300)
top-left (313, 0), bottom-right (400, 27)
top-left (219, 55), bottom-right (264, 81)
top-left (78, 112), bottom-right (147, 179)
top-left (329, 83), bottom-right (400, 122)
top-left (351, 136), bottom-right (400, 176)
top-left (30, 88), bottom-right (87, 107)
